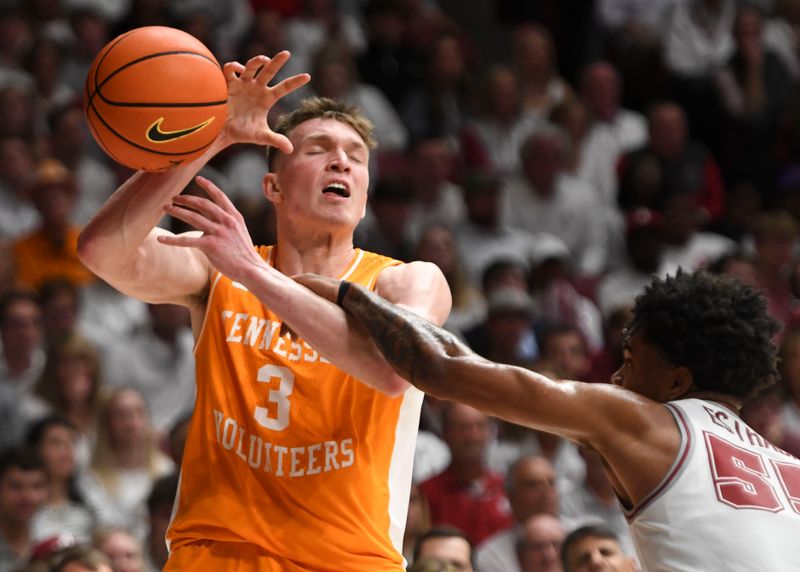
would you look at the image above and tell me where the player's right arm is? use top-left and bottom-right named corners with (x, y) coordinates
top-left (78, 53), bottom-right (310, 306)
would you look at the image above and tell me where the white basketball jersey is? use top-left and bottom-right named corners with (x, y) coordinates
top-left (627, 398), bottom-right (800, 572)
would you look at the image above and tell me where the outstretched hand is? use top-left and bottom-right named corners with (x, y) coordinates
top-left (293, 273), bottom-right (341, 305)
top-left (158, 176), bottom-right (266, 283)
top-left (220, 52), bottom-right (310, 152)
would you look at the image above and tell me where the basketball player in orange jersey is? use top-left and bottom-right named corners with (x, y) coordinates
top-left (77, 52), bottom-right (451, 571)
top-left (296, 270), bottom-right (800, 571)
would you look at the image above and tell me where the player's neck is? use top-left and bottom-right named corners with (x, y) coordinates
top-left (273, 227), bottom-right (356, 277)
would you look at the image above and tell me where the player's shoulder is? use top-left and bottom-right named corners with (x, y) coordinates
top-left (375, 260), bottom-right (447, 296)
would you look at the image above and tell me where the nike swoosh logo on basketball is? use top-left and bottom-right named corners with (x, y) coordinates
top-left (146, 116), bottom-right (215, 143)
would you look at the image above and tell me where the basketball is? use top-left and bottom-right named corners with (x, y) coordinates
top-left (83, 26), bottom-right (228, 172)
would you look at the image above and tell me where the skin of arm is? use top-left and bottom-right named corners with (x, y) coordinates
top-left (161, 176), bottom-right (452, 396)
top-left (77, 53), bottom-right (310, 307)
top-left (295, 274), bottom-right (683, 506)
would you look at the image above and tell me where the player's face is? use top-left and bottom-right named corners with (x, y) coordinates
top-left (611, 330), bottom-right (681, 402)
top-left (267, 118), bottom-right (369, 232)
top-left (564, 536), bottom-right (636, 572)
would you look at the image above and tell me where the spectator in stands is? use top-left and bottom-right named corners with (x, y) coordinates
top-left (13, 159), bottom-right (95, 290)
top-left (476, 456), bottom-right (559, 572)
top-left (93, 527), bottom-right (146, 572)
top-left (281, 0), bottom-right (366, 92)
top-left (502, 125), bottom-right (608, 277)
top-left (0, 447), bottom-right (48, 570)
top-left (407, 558), bottom-right (459, 572)
top-left (537, 324), bottom-right (593, 382)
top-left (80, 388), bottom-right (174, 540)
top-left (751, 210), bottom-right (797, 328)
top-left (716, 5), bottom-right (792, 194)
top-left (618, 102), bottom-right (726, 221)
top-left (406, 136), bottom-right (467, 242)
top-left (420, 403), bottom-right (513, 546)
top-left (740, 386), bottom-right (800, 458)
top-left (489, 416), bottom-right (586, 492)
top-left (0, 136), bottom-right (38, 240)
top-left (414, 224), bottom-right (484, 334)
top-left (46, 102), bottom-right (117, 227)
top-left (778, 327), bottom-right (800, 445)
top-left (143, 473), bottom-right (178, 572)
top-left (708, 251), bottom-right (758, 288)
top-left (465, 64), bottom-right (541, 175)
top-left (464, 287), bottom-right (537, 366)
top-left (414, 526), bottom-right (474, 572)
top-left (765, 0), bottom-right (800, 81)
top-left (597, 208), bottom-right (664, 318)
top-left (166, 416), bottom-right (191, 467)
top-left (456, 171), bottom-right (542, 288)
top-left (708, 180), bottom-right (762, 242)
top-left (38, 279), bottom-right (82, 344)
top-left (356, 177), bottom-right (414, 261)
top-left (309, 41), bottom-right (408, 152)
top-left (50, 544), bottom-right (113, 572)
top-left (0, 85), bottom-right (37, 141)
top-left (516, 514), bottom-right (565, 572)
top-left (560, 448), bottom-right (634, 555)
top-left (26, 415), bottom-right (96, 543)
top-left (560, 525), bottom-right (637, 572)
top-left (0, 290), bottom-right (44, 392)
top-left (664, 0), bottom-right (736, 79)
top-left (587, 305), bottom-right (632, 385)
top-left (657, 191), bottom-right (736, 276)
top-left (29, 334), bottom-right (105, 466)
top-left (527, 237), bottom-right (604, 353)
top-left (62, 8), bottom-right (112, 93)
top-left (578, 61), bottom-right (647, 206)
top-left (357, 0), bottom-right (423, 107)
top-left (403, 483), bottom-right (432, 566)
top-left (509, 24), bottom-right (574, 119)
top-left (599, 0), bottom-right (675, 110)
top-left (104, 303), bottom-right (196, 435)
top-left (401, 34), bottom-right (472, 142)
top-left (22, 36), bottom-right (74, 116)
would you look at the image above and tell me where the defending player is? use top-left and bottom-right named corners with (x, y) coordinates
top-left (77, 53), bottom-right (451, 570)
top-left (296, 270), bottom-right (800, 571)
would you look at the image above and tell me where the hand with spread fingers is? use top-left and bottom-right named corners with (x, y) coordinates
top-left (159, 175), bottom-right (266, 282)
top-left (220, 52), bottom-right (310, 151)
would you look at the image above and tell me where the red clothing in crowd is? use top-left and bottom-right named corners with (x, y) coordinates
top-left (420, 465), bottom-right (513, 546)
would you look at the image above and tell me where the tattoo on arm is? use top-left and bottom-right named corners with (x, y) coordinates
top-left (341, 283), bottom-right (469, 387)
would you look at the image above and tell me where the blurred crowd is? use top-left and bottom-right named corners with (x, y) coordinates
top-left (3, 0), bottom-right (800, 570)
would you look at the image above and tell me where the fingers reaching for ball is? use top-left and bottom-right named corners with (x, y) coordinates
top-left (221, 51), bottom-right (310, 152)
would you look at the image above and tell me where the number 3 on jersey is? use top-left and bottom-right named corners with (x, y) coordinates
top-left (254, 364), bottom-right (294, 431)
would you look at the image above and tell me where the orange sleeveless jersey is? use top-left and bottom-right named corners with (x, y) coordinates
top-left (166, 247), bottom-right (423, 571)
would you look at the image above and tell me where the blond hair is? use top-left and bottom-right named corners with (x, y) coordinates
top-left (90, 387), bottom-right (163, 494)
top-left (35, 334), bottom-right (104, 411)
top-left (267, 97), bottom-right (376, 170)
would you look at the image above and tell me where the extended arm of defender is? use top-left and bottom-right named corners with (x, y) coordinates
top-left (335, 281), bottom-right (682, 504)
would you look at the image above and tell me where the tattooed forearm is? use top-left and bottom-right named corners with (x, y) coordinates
top-left (341, 283), bottom-right (469, 389)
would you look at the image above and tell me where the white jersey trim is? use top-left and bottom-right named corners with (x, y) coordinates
top-left (386, 386), bottom-right (424, 562)
top-left (192, 272), bottom-right (223, 356)
top-left (625, 403), bottom-right (693, 521)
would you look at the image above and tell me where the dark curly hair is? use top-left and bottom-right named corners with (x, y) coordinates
top-left (628, 270), bottom-right (780, 400)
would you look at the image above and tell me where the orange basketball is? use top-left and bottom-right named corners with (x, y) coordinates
top-left (83, 26), bottom-right (228, 172)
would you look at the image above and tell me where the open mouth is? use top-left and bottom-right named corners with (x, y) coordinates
top-left (322, 183), bottom-right (350, 198)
